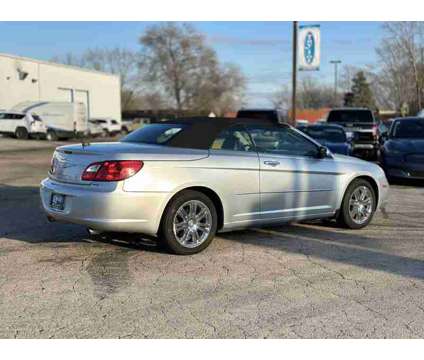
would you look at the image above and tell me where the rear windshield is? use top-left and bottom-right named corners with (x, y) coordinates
top-left (122, 123), bottom-right (187, 145)
top-left (32, 114), bottom-right (41, 121)
top-left (237, 110), bottom-right (278, 121)
top-left (303, 127), bottom-right (347, 143)
top-left (327, 110), bottom-right (374, 124)
top-left (391, 119), bottom-right (424, 139)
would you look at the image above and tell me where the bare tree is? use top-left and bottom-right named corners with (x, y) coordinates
top-left (139, 22), bottom-right (245, 115)
top-left (376, 22), bottom-right (424, 113)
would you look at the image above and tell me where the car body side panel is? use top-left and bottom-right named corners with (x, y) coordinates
top-left (40, 142), bottom-right (389, 237)
top-left (123, 149), bottom-right (261, 231)
top-left (258, 154), bottom-right (342, 220)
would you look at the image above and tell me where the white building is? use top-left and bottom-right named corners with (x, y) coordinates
top-left (0, 53), bottom-right (121, 120)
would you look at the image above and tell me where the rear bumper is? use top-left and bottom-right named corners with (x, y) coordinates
top-left (40, 178), bottom-right (169, 236)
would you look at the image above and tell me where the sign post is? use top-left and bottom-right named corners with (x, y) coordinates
top-left (291, 21), bottom-right (298, 126)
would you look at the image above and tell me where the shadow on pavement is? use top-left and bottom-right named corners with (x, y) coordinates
top-left (221, 222), bottom-right (424, 281)
top-left (2, 183), bottom-right (424, 281)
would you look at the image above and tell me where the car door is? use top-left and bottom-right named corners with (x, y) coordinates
top-left (10, 113), bottom-right (25, 133)
top-left (207, 125), bottom-right (260, 226)
top-left (2, 113), bottom-right (18, 133)
top-left (246, 125), bottom-right (340, 221)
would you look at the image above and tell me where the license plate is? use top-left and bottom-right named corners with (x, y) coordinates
top-left (50, 193), bottom-right (65, 211)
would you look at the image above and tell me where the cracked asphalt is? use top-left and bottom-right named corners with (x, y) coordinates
top-left (1, 138), bottom-right (424, 338)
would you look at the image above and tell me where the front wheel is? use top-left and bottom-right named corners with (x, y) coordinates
top-left (337, 179), bottom-right (376, 229)
top-left (160, 190), bottom-right (218, 255)
top-left (15, 127), bottom-right (29, 140)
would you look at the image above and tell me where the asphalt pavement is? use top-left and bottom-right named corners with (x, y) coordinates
top-left (1, 138), bottom-right (424, 338)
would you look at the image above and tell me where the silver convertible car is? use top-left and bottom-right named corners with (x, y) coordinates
top-left (40, 117), bottom-right (389, 254)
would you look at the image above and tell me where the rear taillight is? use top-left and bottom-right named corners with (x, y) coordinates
top-left (81, 160), bottom-right (143, 181)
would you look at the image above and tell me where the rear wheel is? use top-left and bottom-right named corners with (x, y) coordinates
top-left (15, 127), bottom-right (28, 140)
top-left (46, 130), bottom-right (58, 141)
top-left (160, 190), bottom-right (217, 255)
top-left (337, 178), bottom-right (376, 229)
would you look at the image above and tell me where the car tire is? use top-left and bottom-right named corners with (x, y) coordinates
top-left (15, 127), bottom-right (29, 140)
top-left (159, 190), bottom-right (218, 255)
top-left (337, 178), bottom-right (376, 229)
top-left (46, 130), bottom-right (58, 141)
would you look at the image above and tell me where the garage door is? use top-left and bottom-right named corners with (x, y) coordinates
top-left (56, 88), bottom-right (73, 102)
top-left (74, 90), bottom-right (90, 119)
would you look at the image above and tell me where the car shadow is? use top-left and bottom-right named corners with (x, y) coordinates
top-left (2, 183), bottom-right (424, 281)
top-left (220, 220), bottom-right (424, 281)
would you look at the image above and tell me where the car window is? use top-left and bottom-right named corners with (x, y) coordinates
top-left (122, 123), bottom-right (187, 145)
top-left (111, 120), bottom-right (118, 125)
top-left (327, 110), bottom-right (374, 124)
top-left (237, 110), bottom-right (278, 122)
top-left (391, 119), bottom-right (424, 139)
top-left (247, 126), bottom-right (319, 157)
top-left (304, 127), bottom-right (347, 143)
top-left (210, 126), bottom-right (254, 152)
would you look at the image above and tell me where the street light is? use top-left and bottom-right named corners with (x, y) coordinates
top-left (330, 60), bottom-right (342, 104)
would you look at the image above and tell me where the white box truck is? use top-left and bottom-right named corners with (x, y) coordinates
top-left (12, 101), bottom-right (88, 141)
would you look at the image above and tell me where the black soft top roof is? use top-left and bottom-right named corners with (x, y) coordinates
top-left (162, 116), bottom-right (287, 149)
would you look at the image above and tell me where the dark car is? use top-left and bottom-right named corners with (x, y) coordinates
top-left (327, 108), bottom-right (379, 159)
top-left (236, 108), bottom-right (287, 124)
top-left (301, 124), bottom-right (352, 156)
top-left (379, 117), bottom-right (424, 180)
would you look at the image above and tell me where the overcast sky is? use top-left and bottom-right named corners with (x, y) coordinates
top-left (0, 21), bottom-right (384, 107)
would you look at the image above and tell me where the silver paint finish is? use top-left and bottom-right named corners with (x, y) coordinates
top-left (40, 141), bottom-right (389, 236)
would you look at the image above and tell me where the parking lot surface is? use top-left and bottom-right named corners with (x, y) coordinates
top-left (1, 138), bottom-right (424, 338)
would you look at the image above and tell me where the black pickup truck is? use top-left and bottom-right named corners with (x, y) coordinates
top-left (327, 108), bottom-right (379, 160)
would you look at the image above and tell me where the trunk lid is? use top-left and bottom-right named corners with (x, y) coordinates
top-left (49, 142), bottom-right (209, 184)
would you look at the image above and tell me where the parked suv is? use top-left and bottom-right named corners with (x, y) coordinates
top-left (0, 111), bottom-right (46, 139)
top-left (236, 108), bottom-right (287, 124)
top-left (89, 118), bottom-right (122, 137)
top-left (327, 108), bottom-right (379, 159)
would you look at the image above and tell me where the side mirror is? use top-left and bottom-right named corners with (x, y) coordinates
top-left (318, 146), bottom-right (329, 158)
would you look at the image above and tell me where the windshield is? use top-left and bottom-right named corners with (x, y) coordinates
top-left (391, 119), bottom-right (424, 139)
top-left (122, 123), bottom-right (187, 145)
top-left (237, 110), bottom-right (278, 121)
top-left (304, 127), bottom-right (347, 143)
top-left (327, 110), bottom-right (374, 124)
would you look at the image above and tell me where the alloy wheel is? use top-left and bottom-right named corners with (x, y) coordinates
top-left (348, 185), bottom-right (373, 225)
top-left (173, 200), bottom-right (212, 248)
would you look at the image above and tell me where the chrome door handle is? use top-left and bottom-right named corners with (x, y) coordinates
top-left (264, 160), bottom-right (280, 167)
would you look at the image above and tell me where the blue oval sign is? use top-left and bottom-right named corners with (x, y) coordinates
top-left (304, 31), bottom-right (315, 64)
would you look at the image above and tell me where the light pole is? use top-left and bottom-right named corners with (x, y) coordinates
top-left (330, 60), bottom-right (341, 104)
top-left (291, 21), bottom-right (298, 126)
